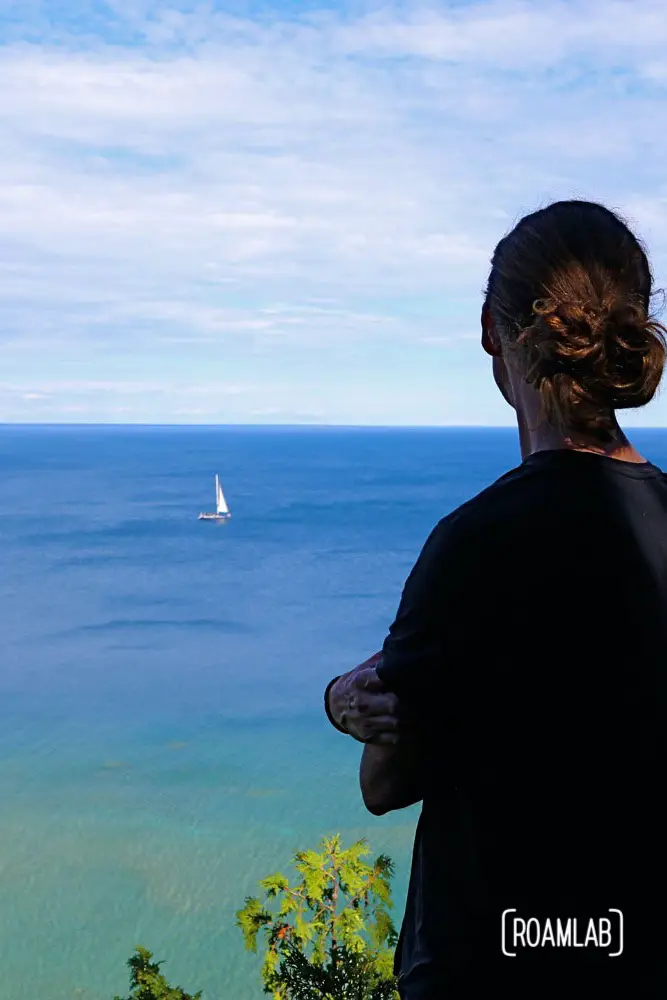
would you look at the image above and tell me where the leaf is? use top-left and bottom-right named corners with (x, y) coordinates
top-left (260, 873), bottom-right (290, 897)
top-left (368, 906), bottom-right (398, 949)
top-left (236, 897), bottom-right (273, 952)
top-left (344, 840), bottom-right (371, 863)
top-left (339, 863), bottom-right (366, 898)
top-left (301, 866), bottom-right (329, 903)
top-left (278, 895), bottom-right (298, 917)
top-left (294, 849), bottom-right (324, 873)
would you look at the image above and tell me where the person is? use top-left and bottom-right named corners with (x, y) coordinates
top-left (323, 200), bottom-right (667, 998)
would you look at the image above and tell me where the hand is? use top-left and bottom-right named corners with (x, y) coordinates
top-left (327, 653), bottom-right (404, 745)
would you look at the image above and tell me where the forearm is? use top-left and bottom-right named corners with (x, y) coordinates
top-left (360, 739), bottom-right (424, 816)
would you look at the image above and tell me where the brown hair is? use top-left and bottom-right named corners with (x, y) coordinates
top-left (484, 200), bottom-right (667, 442)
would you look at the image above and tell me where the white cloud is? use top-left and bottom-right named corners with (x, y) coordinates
top-left (1, 1), bottom-right (667, 422)
top-left (333, 0), bottom-right (667, 65)
top-left (0, 376), bottom-right (258, 422)
top-left (0, 379), bottom-right (252, 395)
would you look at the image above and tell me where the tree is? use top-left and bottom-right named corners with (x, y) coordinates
top-left (236, 834), bottom-right (400, 999)
top-left (113, 946), bottom-right (202, 1000)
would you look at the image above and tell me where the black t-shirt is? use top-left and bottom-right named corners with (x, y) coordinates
top-left (376, 449), bottom-right (667, 998)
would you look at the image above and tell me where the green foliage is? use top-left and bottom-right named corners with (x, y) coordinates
top-left (113, 946), bottom-right (202, 1000)
top-left (277, 944), bottom-right (399, 1000)
top-left (236, 834), bottom-right (400, 999)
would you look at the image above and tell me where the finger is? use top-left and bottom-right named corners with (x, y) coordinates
top-left (352, 693), bottom-right (400, 717)
top-left (351, 668), bottom-right (385, 693)
top-left (346, 715), bottom-right (392, 741)
top-left (350, 716), bottom-right (403, 742)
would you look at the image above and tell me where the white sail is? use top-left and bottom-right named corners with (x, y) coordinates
top-left (216, 476), bottom-right (230, 515)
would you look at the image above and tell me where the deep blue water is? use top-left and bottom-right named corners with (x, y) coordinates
top-left (2, 425), bottom-right (667, 999)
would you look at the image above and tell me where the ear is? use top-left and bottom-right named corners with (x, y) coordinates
top-left (481, 304), bottom-right (502, 357)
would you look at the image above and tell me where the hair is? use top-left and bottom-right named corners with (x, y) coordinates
top-left (484, 199), bottom-right (667, 442)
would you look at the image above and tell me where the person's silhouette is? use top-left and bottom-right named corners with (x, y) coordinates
top-left (326, 200), bottom-right (667, 998)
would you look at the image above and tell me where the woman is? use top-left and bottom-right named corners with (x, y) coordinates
top-left (324, 200), bottom-right (667, 997)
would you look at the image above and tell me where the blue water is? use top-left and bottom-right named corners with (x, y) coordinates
top-left (2, 425), bottom-right (666, 999)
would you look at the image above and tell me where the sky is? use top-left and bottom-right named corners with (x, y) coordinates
top-left (1, 0), bottom-right (667, 425)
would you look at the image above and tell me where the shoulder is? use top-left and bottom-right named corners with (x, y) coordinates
top-left (424, 459), bottom-right (546, 554)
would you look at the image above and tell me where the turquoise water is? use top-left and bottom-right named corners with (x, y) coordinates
top-left (2, 426), bottom-right (666, 999)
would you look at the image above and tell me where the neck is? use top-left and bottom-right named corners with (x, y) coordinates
top-left (515, 405), bottom-right (645, 463)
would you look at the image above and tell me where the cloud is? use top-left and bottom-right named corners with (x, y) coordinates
top-left (0, 378), bottom-right (255, 421)
top-left (333, 0), bottom-right (667, 66)
top-left (0, 379), bottom-right (251, 394)
top-left (1, 1), bottom-right (667, 423)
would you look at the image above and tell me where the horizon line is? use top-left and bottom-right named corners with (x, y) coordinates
top-left (1, 421), bottom-right (667, 431)
top-left (0, 420), bottom-right (513, 429)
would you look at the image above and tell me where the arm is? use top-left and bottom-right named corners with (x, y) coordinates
top-left (324, 518), bottom-right (469, 742)
top-left (360, 736), bottom-right (424, 816)
top-left (363, 516), bottom-right (474, 811)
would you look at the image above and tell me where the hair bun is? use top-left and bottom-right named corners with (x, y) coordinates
top-left (521, 293), bottom-right (666, 412)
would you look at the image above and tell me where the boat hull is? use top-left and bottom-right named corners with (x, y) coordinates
top-left (198, 512), bottom-right (231, 521)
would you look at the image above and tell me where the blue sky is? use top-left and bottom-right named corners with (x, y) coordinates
top-left (1, 0), bottom-right (667, 425)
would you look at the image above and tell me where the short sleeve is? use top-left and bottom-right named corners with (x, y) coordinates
top-left (375, 514), bottom-right (476, 706)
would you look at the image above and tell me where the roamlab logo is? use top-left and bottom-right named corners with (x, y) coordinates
top-left (501, 909), bottom-right (624, 958)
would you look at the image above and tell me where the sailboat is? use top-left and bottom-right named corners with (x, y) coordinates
top-left (198, 474), bottom-right (231, 521)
